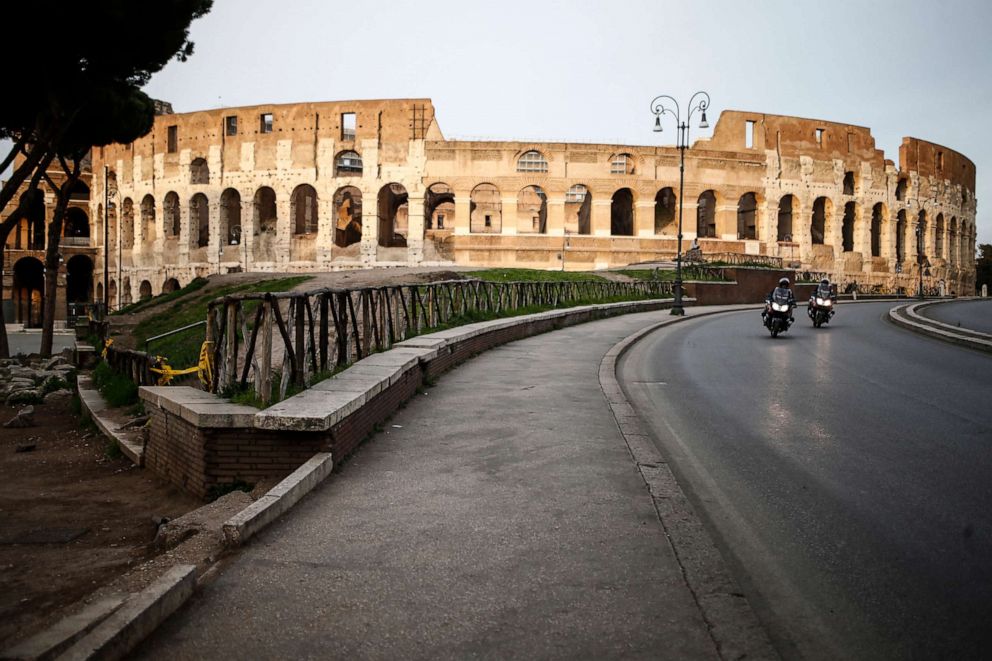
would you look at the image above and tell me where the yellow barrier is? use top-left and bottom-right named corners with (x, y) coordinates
top-left (150, 341), bottom-right (214, 390)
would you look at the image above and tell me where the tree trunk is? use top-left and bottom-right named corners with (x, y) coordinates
top-left (40, 156), bottom-right (82, 357)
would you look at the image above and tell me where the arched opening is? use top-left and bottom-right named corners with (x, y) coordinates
top-left (777, 195), bottom-right (794, 241)
top-left (738, 192), bottom-right (758, 240)
top-left (470, 184), bottom-right (501, 234)
top-left (162, 277), bottom-right (181, 293)
top-left (164, 192), bottom-right (180, 238)
top-left (895, 178), bottom-right (908, 201)
top-left (69, 180), bottom-right (89, 201)
top-left (335, 151), bottom-right (362, 177)
top-left (13, 257), bottom-right (44, 327)
top-left (65, 255), bottom-right (94, 307)
top-left (121, 277), bottom-right (132, 306)
top-left (896, 210), bottom-right (907, 263)
top-left (949, 217), bottom-right (958, 265)
top-left (139, 280), bottom-right (153, 300)
top-left (220, 189), bottom-right (242, 261)
top-left (871, 203), bottom-right (884, 257)
top-left (190, 157), bottom-right (209, 185)
top-left (842, 202), bottom-right (856, 252)
top-left (425, 183), bottom-right (455, 231)
top-left (917, 211), bottom-right (927, 257)
top-left (517, 186), bottom-right (547, 234)
top-left (610, 188), bottom-right (634, 236)
top-left (107, 280), bottom-right (117, 309)
top-left (566, 185), bottom-right (591, 235)
top-left (843, 171), bottom-right (856, 195)
top-left (64, 207), bottom-right (90, 240)
top-left (696, 190), bottom-right (716, 238)
top-left (517, 151), bottom-right (548, 173)
top-left (655, 187), bottom-right (676, 235)
top-left (16, 191), bottom-right (45, 250)
top-left (811, 197), bottom-right (829, 245)
top-left (610, 153), bottom-right (635, 175)
top-left (121, 198), bottom-right (135, 249)
top-left (935, 213), bottom-right (945, 258)
top-left (253, 187), bottom-right (277, 262)
top-left (377, 183), bottom-right (409, 248)
top-left (140, 195), bottom-right (156, 245)
top-left (333, 186), bottom-right (363, 248)
top-left (190, 193), bottom-right (210, 249)
top-left (291, 184), bottom-right (318, 235)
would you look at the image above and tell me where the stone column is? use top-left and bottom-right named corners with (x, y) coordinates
top-left (501, 195), bottom-right (518, 235)
top-left (276, 191), bottom-right (292, 267)
top-left (406, 195), bottom-right (425, 263)
top-left (546, 195), bottom-right (565, 237)
top-left (635, 200), bottom-right (654, 237)
top-left (592, 199), bottom-right (612, 237)
top-left (360, 185), bottom-right (378, 265)
top-left (716, 203), bottom-right (738, 240)
top-left (453, 192), bottom-right (472, 236)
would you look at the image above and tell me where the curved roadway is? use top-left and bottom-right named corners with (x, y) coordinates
top-left (619, 302), bottom-right (992, 660)
top-left (920, 298), bottom-right (992, 335)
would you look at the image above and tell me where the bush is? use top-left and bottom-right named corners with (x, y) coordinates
top-left (92, 361), bottom-right (138, 408)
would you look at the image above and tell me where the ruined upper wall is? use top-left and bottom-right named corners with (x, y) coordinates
top-left (899, 137), bottom-right (975, 192)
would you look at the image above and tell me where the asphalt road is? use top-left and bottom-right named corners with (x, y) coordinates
top-left (618, 302), bottom-right (992, 660)
top-left (920, 298), bottom-right (992, 334)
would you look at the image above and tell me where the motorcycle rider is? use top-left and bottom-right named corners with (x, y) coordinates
top-left (807, 278), bottom-right (836, 319)
top-left (763, 277), bottom-right (796, 323)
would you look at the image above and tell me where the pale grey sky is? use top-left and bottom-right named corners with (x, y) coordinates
top-left (26, 0), bottom-right (992, 242)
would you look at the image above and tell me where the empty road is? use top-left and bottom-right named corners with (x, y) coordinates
top-left (619, 302), bottom-right (992, 659)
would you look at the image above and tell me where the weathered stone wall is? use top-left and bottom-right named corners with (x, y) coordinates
top-left (88, 100), bottom-right (979, 300)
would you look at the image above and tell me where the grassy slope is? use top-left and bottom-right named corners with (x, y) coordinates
top-left (466, 268), bottom-right (606, 283)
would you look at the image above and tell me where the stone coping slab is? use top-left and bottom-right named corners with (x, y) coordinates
top-left (139, 386), bottom-right (258, 429)
top-left (78, 375), bottom-right (145, 466)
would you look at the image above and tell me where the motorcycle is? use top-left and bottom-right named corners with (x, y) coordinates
top-left (808, 295), bottom-right (835, 328)
top-left (763, 292), bottom-right (794, 338)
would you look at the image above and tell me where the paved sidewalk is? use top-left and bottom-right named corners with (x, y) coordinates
top-left (134, 309), bottom-right (724, 660)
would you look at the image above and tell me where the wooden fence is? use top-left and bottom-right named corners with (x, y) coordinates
top-left (203, 278), bottom-right (672, 403)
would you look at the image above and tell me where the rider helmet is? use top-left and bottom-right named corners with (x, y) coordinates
top-left (778, 277), bottom-right (790, 287)
top-left (820, 278), bottom-right (830, 285)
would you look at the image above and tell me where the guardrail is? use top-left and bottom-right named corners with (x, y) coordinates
top-left (205, 278), bottom-right (672, 404)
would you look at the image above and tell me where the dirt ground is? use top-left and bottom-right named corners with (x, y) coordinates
top-left (0, 397), bottom-right (201, 648)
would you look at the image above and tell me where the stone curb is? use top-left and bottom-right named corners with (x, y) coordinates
top-left (56, 565), bottom-right (196, 661)
top-left (0, 597), bottom-right (125, 661)
top-left (221, 453), bottom-right (334, 547)
top-left (888, 301), bottom-right (992, 352)
top-left (598, 306), bottom-right (780, 661)
top-left (75, 376), bottom-right (144, 466)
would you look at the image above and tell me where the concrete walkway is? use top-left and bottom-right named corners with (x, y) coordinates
top-left (134, 309), bottom-right (726, 660)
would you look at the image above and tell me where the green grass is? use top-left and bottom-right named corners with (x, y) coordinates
top-left (113, 277), bottom-right (209, 316)
top-left (466, 268), bottom-right (606, 283)
top-left (619, 267), bottom-right (730, 282)
top-left (135, 276), bottom-right (313, 369)
top-left (92, 361), bottom-right (138, 407)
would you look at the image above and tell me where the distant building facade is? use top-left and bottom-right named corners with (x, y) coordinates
top-left (65, 98), bottom-right (980, 306)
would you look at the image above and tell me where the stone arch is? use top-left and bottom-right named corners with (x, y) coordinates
top-left (333, 186), bottom-right (363, 248)
top-left (220, 188), bottom-right (242, 250)
top-left (611, 188), bottom-right (635, 236)
top-left (917, 210), bottom-right (927, 257)
top-left (738, 192), bottom-right (758, 240)
top-left (291, 184), bottom-right (318, 235)
top-left (335, 150), bottom-right (362, 177)
top-left (140, 194), bottom-right (156, 244)
top-left (164, 192), bottom-right (180, 238)
top-left (252, 187), bottom-right (277, 262)
top-left (425, 183), bottom-right (454, 231)
top-left (121, 277), bottom-right (132, 306)
top-left (935, 213), bottom-right (945, 258)
top-left (377, 183), bottom-right (409, 248)
top-left (871, 203), bottom-right (885, 258)
top-left (65, 207), bottom-right (90, 239)
top-left (516, 150), bottom-right (548, 173)
top-left (121, 198), bottom-right (135, 249)
top-left (696, 190), bottom-right (716, 238)
top-left (655, 187), bottom-right (676, 235)
top-left (139, 279), bottom-right (153, 300)
top-left (190, 193), bottom-right (210, 249)
top-left (470, 184), bottom-right (502, 233)
top-left (777, 195), bottom-right (795, 241)
top-left (566, 185), bottom-right (591, 235)
top-left (13, 257), bottom-right (44, 327)
top-left (896, 210), bottom-right (907, 263)
top-left (842, 202), bottom-right (856, 252)
top-left (65, 254), bottom-right (93, 306)
top-left (190, 157), bottom-right (209, 185)
top-left (811, 197), bottom-right (830, 245)
top-left (610, 153), bottom-right (635, 175)
top-left (162, 277), bottom-right (181, 293)
top-left (517, 185), bottom-right (547, 234)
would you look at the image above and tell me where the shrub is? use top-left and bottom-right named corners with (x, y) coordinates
top-left (92, 361), bottom-right (138, 408)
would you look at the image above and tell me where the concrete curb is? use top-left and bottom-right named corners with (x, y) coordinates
top-left (888, 301), bottom-right (992, 353)
top-left (598, 306), bottom-right (780, 661)
top-left (0, 597), bottom-right (126, 661)
top-left (75, 376), bottom-right (145, 466)
top-left (57, 565), bottom-right (196, 661)
top-left (222, 453), bottom-right (334, 547)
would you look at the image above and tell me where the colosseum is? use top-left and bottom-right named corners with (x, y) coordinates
top-left (17, 97), bottom-right (977, 317)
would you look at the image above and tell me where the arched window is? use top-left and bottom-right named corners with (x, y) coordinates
top-left (377, 183), bottom-right (409, 248)
top-left (611, 188), bottom-right (634, 236)
top-left (425, 183), bottom-right (455, 231)
top-left (895, 178), bottom-right (907, 202)
top-left (516, 151), bottom-right (548, 173)
top-left (470, 184), bottom-right (502, 233)
top-left (140, 195), bottom-right (156, 244)
top-left (566, 185), bottom-right (591, 235)
top-left (139, 280), bottom-right (153, 300)
top-left (164, 192), bottom-right (180, 238)
top-left (871, 203), bottom-right (884, 257)
top-left (517, 186), bottom-right (547, 234)
top-left (190, 157), bottom-right (209, 185)
top-left (333, 186), bottom-right (363, 247)
top-left (811, 197), bottom-right (829, 245)
top-left (655, 188), bottom-right (676, 235)
top-left (610, 153), bottom-right (635, 175)
top-left (64, 207), bottom-right (90, 239)
top-left (220, 189), bottom-right (241, 246)
top-left (121, 198), bottom-right (135, 249)
top-left (842, 202), bottom-right (856, 252)
top-left (696, 190), bottom-right (716, 238)
top-left (843, 171), bottom-right (856, 195)
top-left (738, 192), bottom-right (758, 240)
top-left (777, 195), bottom-right (794, 241)
top-left (335, 151), bottom-right (362, 176)
top-left (291, 184), bottom-right (318, 235)
top-left (190, 193), bottom-right (209, 248)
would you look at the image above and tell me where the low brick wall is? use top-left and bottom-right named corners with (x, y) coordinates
top-left (685, 268), bottom-right (794, 305)
top-left (141, 299), bottom-right (675, 499)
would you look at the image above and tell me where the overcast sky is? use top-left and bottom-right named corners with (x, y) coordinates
top-left (39, 0), bottom-right (992, 242)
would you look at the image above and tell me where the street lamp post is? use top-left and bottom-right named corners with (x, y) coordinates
top-left (650, 91), bottom-right (711, 316)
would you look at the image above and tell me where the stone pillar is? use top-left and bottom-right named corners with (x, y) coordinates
top-left (716, 203), bottom-right (738, 240)
top-left (275, 192), bottom-right (292, 267)
top-left (454, 193), bottom-right (472, 236)
top-left (546, 195), bottom-right (565, 237)
top-left (406, 195), bottom-right (425, 263)
top-left (501, 195), bottom-right (518, 235)
top-left (635, 200), bottom-right (654, 237)
top-left (682, 201), bottom-right (700, 240)
top-left (592, 199), bottom-right (612, 237)
top-left (208, 193), bottom-right (222, 272)
top-left (360, 185), bottom-right (378, 265)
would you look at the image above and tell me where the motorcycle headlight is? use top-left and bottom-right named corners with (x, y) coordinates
top-left (772, 302), bottom-right (788, 312)
top-left (816, 297), bottom-right (829, 306)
